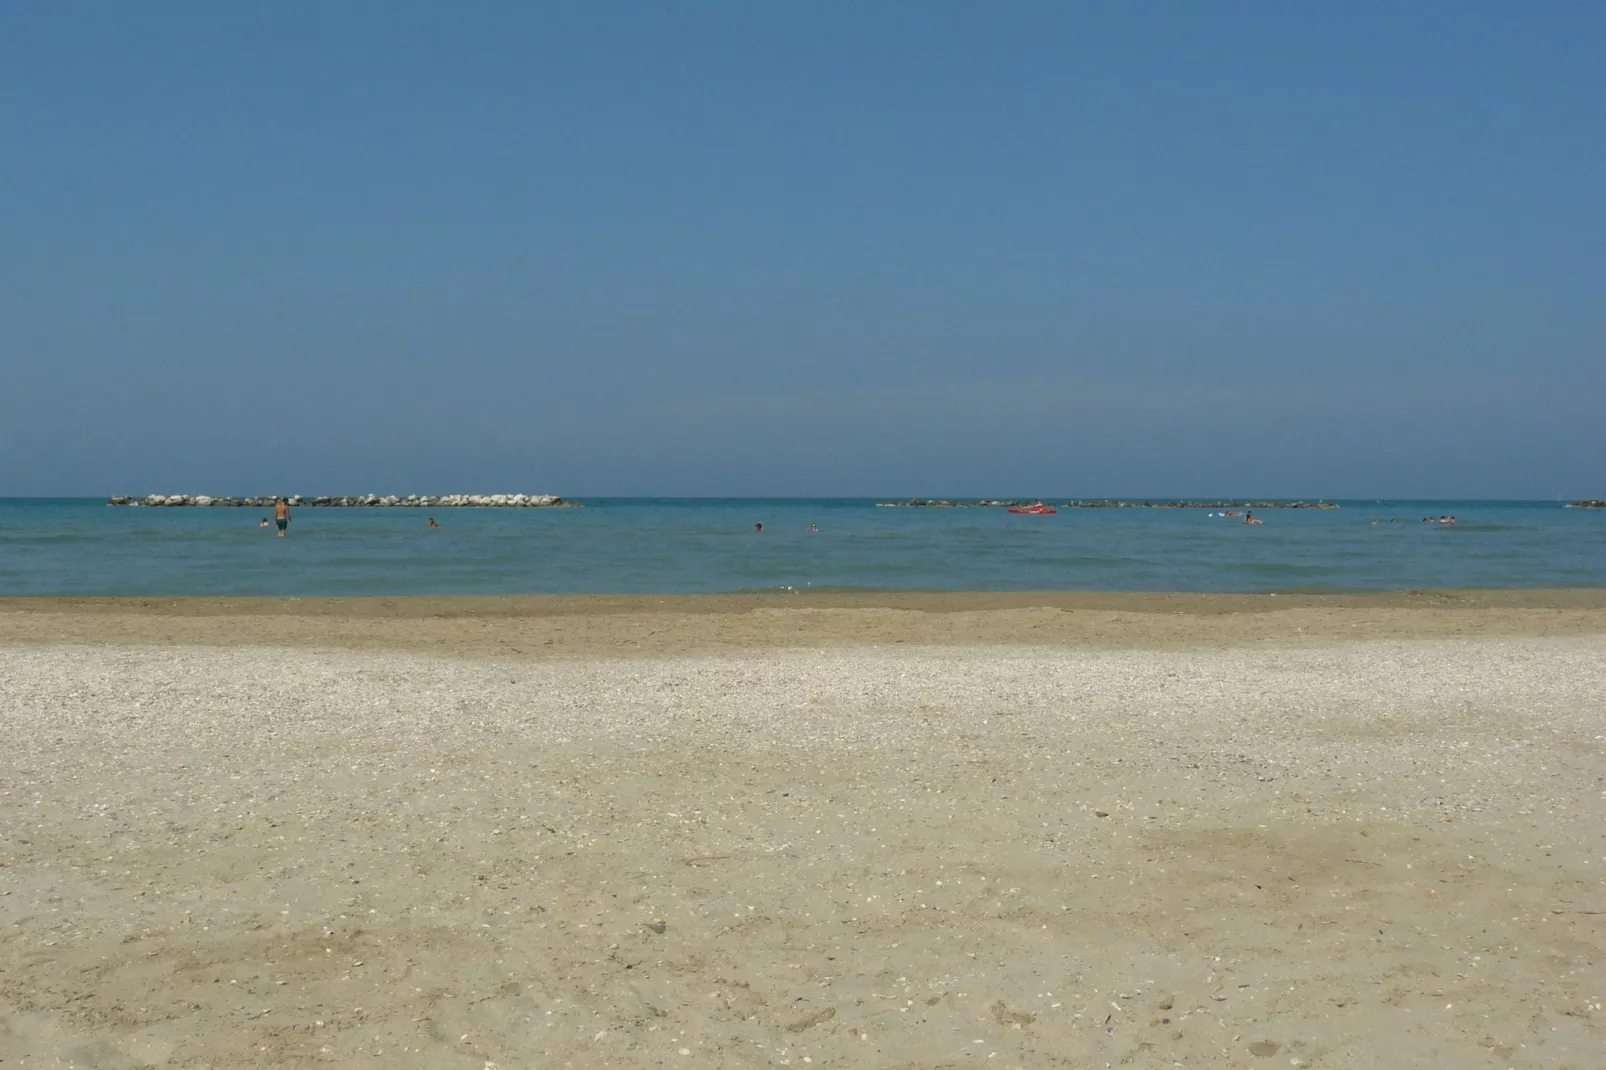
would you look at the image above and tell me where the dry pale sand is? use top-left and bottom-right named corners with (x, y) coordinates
top-left (1, 596), bottom-right (1603, 1069)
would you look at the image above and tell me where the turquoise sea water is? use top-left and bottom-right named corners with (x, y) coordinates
top-left (1, 498), bottom-right (1602, 596)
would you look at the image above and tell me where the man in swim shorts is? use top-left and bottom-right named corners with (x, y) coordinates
top-left (274, 498), bottom-right (290, 537)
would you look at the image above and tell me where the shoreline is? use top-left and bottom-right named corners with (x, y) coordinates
top-left (9, 586), bottom-right (1606, 611)
top-left (5, 588), bottom-right (1605, 657)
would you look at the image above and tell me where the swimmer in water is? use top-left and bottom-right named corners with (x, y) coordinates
top-left (808, 523), bottom-right (819, 533)
top-left (259, 518), bottom-right (270, 528)
top-left (428, 517), bottom-right (439, 529)
top-left (754, 523), bottom-right (763, 533)
top-left (1245, 510), bottom-right (1263, 525)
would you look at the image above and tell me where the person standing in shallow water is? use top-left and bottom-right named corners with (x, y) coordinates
top-left (274, 498), bottom-right (290, 537)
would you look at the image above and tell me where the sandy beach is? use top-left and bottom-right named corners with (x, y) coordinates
top-left (1, 595), bottom-right (1603, 1068)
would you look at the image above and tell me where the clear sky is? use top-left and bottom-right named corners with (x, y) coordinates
top-left (3, 2), bottom-right (1602, 498)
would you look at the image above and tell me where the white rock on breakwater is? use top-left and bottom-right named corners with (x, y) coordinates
top-left (108, 494), bottom-right (573, 508)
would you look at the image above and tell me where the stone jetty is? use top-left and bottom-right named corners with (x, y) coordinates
top-left (1062, 499), bottom-right (1338, 509)
top-left (1566, 500), bottom-right (1606, 509)
top-left (108, 494), bottom-right (573, 508)
top-left (876, 498), bottom-right (1339, 509)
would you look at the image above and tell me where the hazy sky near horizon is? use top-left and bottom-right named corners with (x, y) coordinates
top-left (3, 2), bottom-right (1603, 498)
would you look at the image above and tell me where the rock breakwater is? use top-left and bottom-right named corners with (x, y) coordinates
top-left (1566, 500), bottom-right (1606, 509)
top-left (109, 494), bottom-right (573, 508)
top-left (877, 498), bottom-right (1339, 509)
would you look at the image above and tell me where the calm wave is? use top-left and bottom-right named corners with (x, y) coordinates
top-left (1, 498), bottom-right (1602, 596)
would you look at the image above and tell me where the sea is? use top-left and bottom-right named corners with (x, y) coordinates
top-left (1, 498), bottom-right (1602, 597)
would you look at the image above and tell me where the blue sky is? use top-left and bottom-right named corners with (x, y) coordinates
top-left (3, 2), bottom-right (1602, 497)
